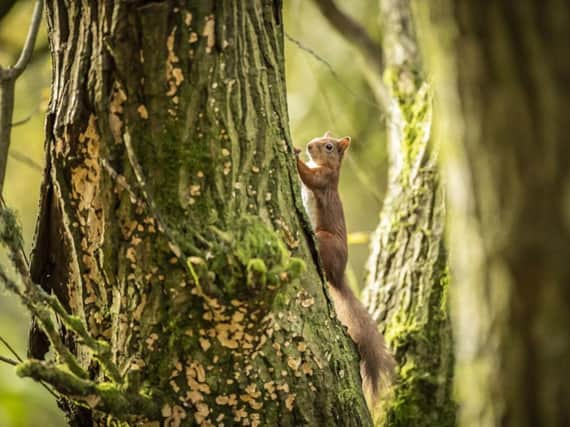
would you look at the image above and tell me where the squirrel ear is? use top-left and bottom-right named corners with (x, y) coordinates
top-left (324, 130), bottom-right (333, 138)
top-left (338, 136), bottom-right (351, 153)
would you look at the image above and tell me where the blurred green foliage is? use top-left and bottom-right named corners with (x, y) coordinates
top-left (0, 1), bottom-right (387, 425)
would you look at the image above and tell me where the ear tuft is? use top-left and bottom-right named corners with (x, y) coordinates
top-left (338, 136), bottom-right (351, 153)
top-left (323, 130), bottom-right (333, 138)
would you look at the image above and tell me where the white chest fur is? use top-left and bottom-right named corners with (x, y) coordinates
top-left (301, 159), bottom-right (318, 229)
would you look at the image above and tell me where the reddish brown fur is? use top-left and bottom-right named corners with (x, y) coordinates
top-left (296, 133), bottom-right (394, 403)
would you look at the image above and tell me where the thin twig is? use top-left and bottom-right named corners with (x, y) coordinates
top-left (0, 234), bottom-right (121, 383)
top-left (305, 0), bottom-right (392, 109)
top-left (0, 79), bottom-right (15, 194)
top-left (0, 269), bottom-right (89, 380)
top-left (11, 109), bottom-right (36, 127)
top-left (9, 149), bottom-right (43, 172)
top-left (0, 354), bottom-right (18, 366)
top-left (0, 0), bottom-right (44, 195)
top-left (0, 204), bottom-right (113, 398)
top-left (346, 154), bottom-right (384, 203)
top-left (311, 0), bottom-right (384, 73)
top-left (0, 335), bottom-right (23, 362)
top-left (5, 0), bottom-right (44, 80)
top-left (0, 37), bottom-right (49, 69)
top-left (0, 207), bottom-right (88, 380)
top-left (0, 349), bottom-right (60, 399)
top-left (101, 158), bottom-right (139, 203)
top-left (38, 287), bottom-right (122, 383)
top-left (0, 333), bottom-right (60, 399)
top-left (285, 32), bottom-right (386, 114)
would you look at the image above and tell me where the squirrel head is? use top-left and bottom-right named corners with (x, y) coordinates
top-left (306, 134), bottom-right (351, 170)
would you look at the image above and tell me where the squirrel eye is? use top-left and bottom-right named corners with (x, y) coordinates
top-left (325, 143), bottom-right (334, 152)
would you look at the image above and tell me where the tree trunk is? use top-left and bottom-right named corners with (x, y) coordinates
top-left (27, 1), bottom-right (372, 425)
top-left (362, 1), bottom-right (455, 425)
top-left (415, 1), bottom-right (570, 426)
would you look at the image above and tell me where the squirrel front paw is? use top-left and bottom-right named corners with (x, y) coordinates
top-left (294, 147), bottom-right (301, 156)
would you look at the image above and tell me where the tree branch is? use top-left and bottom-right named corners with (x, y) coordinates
top-left (0, 334), bottom-right (60, 399)
top-left (284, 33), bottom-right (386, 114)
top-left (17, 361), bottom-right (159, 420)
top-left (310, 0), bottom-right (391, 110)
top-left (11, 108), bottom-right (36, 127)
top-left (0, 0), bottom-right (18, 23)
top-left (0, 0), bottom-right (44, 195)
top-left (0, 267), bottom-right (89, 380)
top-left (39, 288), bottom-right (123, 383)
top-left (0, 37), bottom-right (50, 69)
top-left (10, 149), bottom-right (43, 172)
top-left (380, 0), bottom-right (420, 68)
top-left (0, 334), bottom-right (23, 362)
top-left (0, 354), bottom-right (18, 366)
top-left (311, 0), bottom-right (384, 73)
top-left (0, 205), bottom-right (125, 384)
top-left (0, 79), bottom-right (15, 195)
top-left (2, 0), bottom-right (44, 80)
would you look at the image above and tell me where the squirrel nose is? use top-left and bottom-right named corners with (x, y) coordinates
top-left (308, 143), bottom-right (315, 152)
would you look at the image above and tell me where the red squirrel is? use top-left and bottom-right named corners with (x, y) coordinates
top-left (295, 132), bottom-right (394, 403)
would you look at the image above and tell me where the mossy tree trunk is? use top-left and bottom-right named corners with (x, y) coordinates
top-left (26, 1), bottom-right (372, 425)
top-left (311, 0), bottom-right (455, 424)
top-left (415, 1), bottom-right (570, 426)
top-left (362, 0), bottom-right (455, 425)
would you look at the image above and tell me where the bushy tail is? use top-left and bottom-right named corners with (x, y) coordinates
top-left (328, 282), bottom-right (395, 403)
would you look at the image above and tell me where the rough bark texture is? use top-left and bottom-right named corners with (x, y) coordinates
top-left (415, 1), bottom-right (570, 426)
top-left (362, 0), bottom-right (455, 425)
top-left (28, 1), bottom-right (373, 425)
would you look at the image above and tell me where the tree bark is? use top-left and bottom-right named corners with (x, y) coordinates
top-left (415, 1), bottom-right (570, 426)
top-left (362, 1), bottom-right (455, 425)
top-left (27, 1), bottom-right (372, 425)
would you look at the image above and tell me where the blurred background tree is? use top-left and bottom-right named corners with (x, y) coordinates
top-left (415, 1), bottom-right (570, 426)
top-left (0, 1), bottom-right (388, 425)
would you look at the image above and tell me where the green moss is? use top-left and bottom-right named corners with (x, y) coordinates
top-left (379, 258), bottom-right (456, 427)
top-left (338, 387), bottom-right (361, 406)
top-left (205, 216), bottom-right (305, 296)
top-left (384, 65), bottom-right (432, 187)
top-left (0, 207), bottom-right (24, 253)
top-left (234, 217), bottom-right (288, 266)
top-left (285, 258), bottom-right (306, 281)
top-left (17, 361), bottom-right (158, 419)
top-left (380, 353), bottom-right (456, 427)
top-left (270, 289), bottom-right (291, 311)
top-left (247, 258), bottom-right (268, 288)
